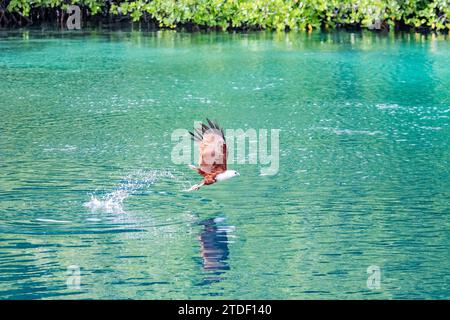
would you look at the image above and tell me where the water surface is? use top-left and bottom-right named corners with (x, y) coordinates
top-left (0, 30), bottom-right (449, 299)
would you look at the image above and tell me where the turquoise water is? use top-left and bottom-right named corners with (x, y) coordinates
top-left (0, 30), bottom-right (449, 299)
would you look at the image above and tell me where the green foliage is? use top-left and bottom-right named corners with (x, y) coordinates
top-left (5, 0), bottom-right (450, 31)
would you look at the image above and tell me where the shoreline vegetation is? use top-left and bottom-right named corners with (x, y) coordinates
top-left (0, 0), bottom-right (449, 33)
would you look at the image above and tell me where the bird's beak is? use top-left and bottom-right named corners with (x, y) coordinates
top-left (237, 172), bottom-right (240, 176)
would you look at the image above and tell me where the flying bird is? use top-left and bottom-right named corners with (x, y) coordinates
top-left (187, 119), bottom-right (239, 191)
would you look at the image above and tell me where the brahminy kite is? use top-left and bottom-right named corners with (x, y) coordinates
top-left (187, 119), bottom-right (239, 191)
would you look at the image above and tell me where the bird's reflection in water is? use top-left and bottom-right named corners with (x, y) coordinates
top-left (198, 217), bottom-right (233, 285)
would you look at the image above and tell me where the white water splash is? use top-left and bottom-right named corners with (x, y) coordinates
top-left (84, 189), bottom-right (129, 214)
top-left (83, 169), bottom-right (177, 214)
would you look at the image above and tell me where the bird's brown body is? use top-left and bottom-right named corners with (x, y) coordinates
top-left (187, 119), bottom-right (231, 190)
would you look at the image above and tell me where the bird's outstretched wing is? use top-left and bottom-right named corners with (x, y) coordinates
top-left (189, 119), bottom-right (227, 174)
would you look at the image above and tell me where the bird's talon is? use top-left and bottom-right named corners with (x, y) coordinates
top-left (186, 184), bottom-right (200, 192)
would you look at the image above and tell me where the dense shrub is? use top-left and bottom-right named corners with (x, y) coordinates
top-left (2, 0), bottom-right (450, 31)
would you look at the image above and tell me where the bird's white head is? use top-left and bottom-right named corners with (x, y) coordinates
top-left (215, 170), bottom-right (240, 182)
